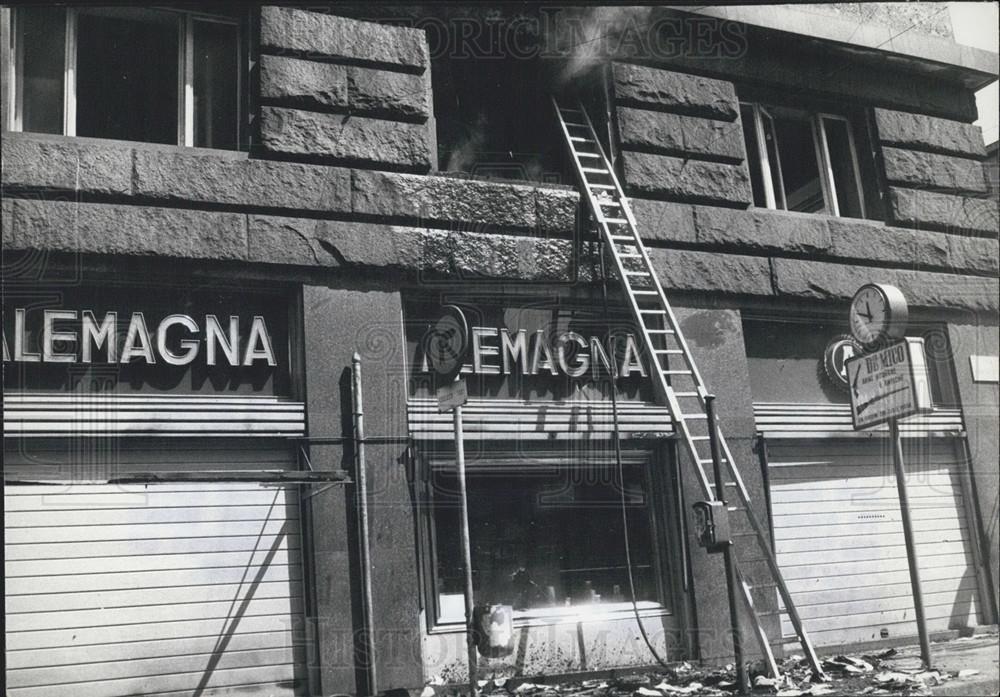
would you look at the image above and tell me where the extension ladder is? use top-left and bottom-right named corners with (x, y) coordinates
top-left (552, 97), bottom-right (826, 681)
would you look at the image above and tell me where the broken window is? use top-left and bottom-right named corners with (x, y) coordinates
top-left (433, 50), bottom-right (566, 182)
top-left (740, 101), bottom-right (868, 218)
top-left (429, 456), bottom-right (669, 624)
top-left (7, 6), bottom-right (242, 149)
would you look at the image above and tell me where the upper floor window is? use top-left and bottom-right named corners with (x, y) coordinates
top-left (740, 100), bottom-right (868, 219)
top-left (7, 6), bottom-right (242, 149)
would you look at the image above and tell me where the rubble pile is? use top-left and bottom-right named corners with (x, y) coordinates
top-left (422, 647), bottom-right (985, 697)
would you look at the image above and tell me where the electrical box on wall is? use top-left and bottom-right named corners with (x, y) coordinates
top-left (693, 500), bottom-right (731, 552)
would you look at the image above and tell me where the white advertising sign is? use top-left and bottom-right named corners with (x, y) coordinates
top-left (845, 338), bottom-right (933, 430)
top-left (436, 378), bottom-right (469, 413)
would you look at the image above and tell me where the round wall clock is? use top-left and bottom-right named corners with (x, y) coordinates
top-left (849, 283), bottom-right (908, 347)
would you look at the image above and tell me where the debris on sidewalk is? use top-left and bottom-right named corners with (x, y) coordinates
top-left (421, 640), bottom-right (994, 697)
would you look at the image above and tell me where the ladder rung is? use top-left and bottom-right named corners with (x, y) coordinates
top-left (632, 290), bottom-right (657, 295)
top-left (582, 167), bottom-right (609, 174)
top-left (604, 217), bottom-right (629, 224)
top-left (662, 369), bottom-right (693, 375)
top-left (640, 309), bottom-right (666, 314)
top-left (589, 184), bottom-right (615, 189)
top-left (609, 235), bottom-right (632, 241)
top-left (689, 436), bottom-right (711, 441)
top-left (624, 270), bottom-right (649, 275)
top-left (654, 349), bottom-right (684, 354)
top-left (698, 457), bottom-right (729, 465)
top-left (674, 391), bottom-right (699, 397)
top-left (569, 136), bottom-right (590, 142)
top-left (647, 329), bottom-right (676, 334)
top-left (681, 413), bottom-right (709, 420)
top-left (620, 253), bottom-right (642, 258)
top-left (560, 107), bottom-right (582, 114)
top-left (599, 200), bottom-right (622, 207)
top-left (576, 152), bottom-right (600, 159)
top-left (564, 121), bottom-right (588, 127)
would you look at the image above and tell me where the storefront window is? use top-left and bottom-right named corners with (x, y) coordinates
top-left (429, 458), bottom-right (667, 623)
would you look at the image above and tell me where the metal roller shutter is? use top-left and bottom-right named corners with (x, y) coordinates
top-left (767, 438), bottom-right (984, 648)
top-left (5, 482), bottom-right (307, 697)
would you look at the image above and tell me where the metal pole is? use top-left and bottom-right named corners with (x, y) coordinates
top-left (454, 403), bottom-right (478, 696)
top-left (890, 418), bottom-right (932, 668)
top-left (352, 354), bottom-right (378, 695)
top-left (706, 395), bottom-right (748, 696)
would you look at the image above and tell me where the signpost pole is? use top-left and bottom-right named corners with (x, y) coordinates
top-left (889, 417), bottom-right (932, 668)
top-left (351, 355), bottom-right (378, 695)
top-left (453, 403), bottom-right (478, 696)
top-left (706, 396), bottom-right (748, 696)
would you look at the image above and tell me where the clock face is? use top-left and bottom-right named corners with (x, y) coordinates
top-left (850, 285), bottom-right (889, 345)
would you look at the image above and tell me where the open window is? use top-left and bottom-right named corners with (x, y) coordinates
top-left (740, 100), bottom-right (869, 218)
top-left (430, 21), bottom-right (575, 184)
top-left (6, 5), bottom-right (243, 149)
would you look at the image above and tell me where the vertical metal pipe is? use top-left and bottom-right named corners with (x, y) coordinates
top-left (706, 396), bottom-right (748, 695)
top-left (890, 418), bottom-right (932, 668)
top-left (352, 354), bottom-right (378, 695)
top-left (453, 404), bottom-right (478, 696)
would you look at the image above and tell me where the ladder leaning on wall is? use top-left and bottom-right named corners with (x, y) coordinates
top-left (551, 97), bottom-right (827, 681)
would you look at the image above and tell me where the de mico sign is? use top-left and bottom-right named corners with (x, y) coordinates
top-left (845, 337), bottom-right (932, 430)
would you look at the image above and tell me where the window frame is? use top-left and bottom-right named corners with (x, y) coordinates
top-left (6, 6), bottom-right (242, 149)
top-left (741, 100), bottom-right (868, 219)
top-left (417, 445), bottom-right (680, 633)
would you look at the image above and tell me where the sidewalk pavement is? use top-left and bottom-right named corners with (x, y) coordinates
top-left (880, 631), bottom-right (1000, 696)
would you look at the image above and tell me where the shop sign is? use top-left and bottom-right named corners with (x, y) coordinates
top-left (3, 287), bottom-right (290, 396)
top-left (405, 298), bottom-right (655, 403)
top-left (3, 310), bottom-right (276, 367)
top-left (418, 325), bottom-right (647, 379)
top-left (846, 338), bottom-right (932, 429)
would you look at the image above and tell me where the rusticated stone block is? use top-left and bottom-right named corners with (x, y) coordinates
top-left (348, 67), bottom-right (430, 121)
top-left (617, 107), bottom-right (744, 161)
top-left (612, 62), bottom-right (738, 121)
top-left (828, 216), bottom-right (950, 269)
top-left (629, 199), bottom-right (696, 244)
top-left (772, 257), bottom-right (999, 311)
top-left (248, 215), bottom-right (419, 268)
top-left (260, 56), bottom-right (429, 121)
top-left (247, 214), bottom-right (575, 280)
top-left (694, 206), bottom-right (830, 254)
top-left (133, 148), bottom-right (351, 212)
top-left (874, 108), bottom-right (986, 158)
top-left (948, 235), bottom-right (1000, 276)
top-left (1, 198), bottom-right (15, 247)
top-left (622, 152), bottom-right (751, 206)
top-left (2, 134), bottom-right (132, 195)
top-left (351, 170), bottom-right (537, 231)
top-left (260, 5), bottom-right (428, 72)
top-left (888, 187), bottom-right (999, 235)
top-left (882, 147), bottom-right (989, 194)
top-left (260, 55), bottom-right (348, 109)
top-left (771, 257), bottom-right (869, 301)
top-left (649, 248), bottom-right (772, 296)
top-left (259, 107), bottom-right (431, 171)
top-left (9, 199), bottom-right (247, 261)
top-left (534, 187), bottom-right (578, 235)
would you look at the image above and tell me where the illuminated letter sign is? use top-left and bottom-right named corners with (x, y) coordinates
top-left (3, 310), bottom-right (277, 367)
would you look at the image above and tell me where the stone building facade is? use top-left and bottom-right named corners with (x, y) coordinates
top-left (2, 4), bottom-right (998, 696)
